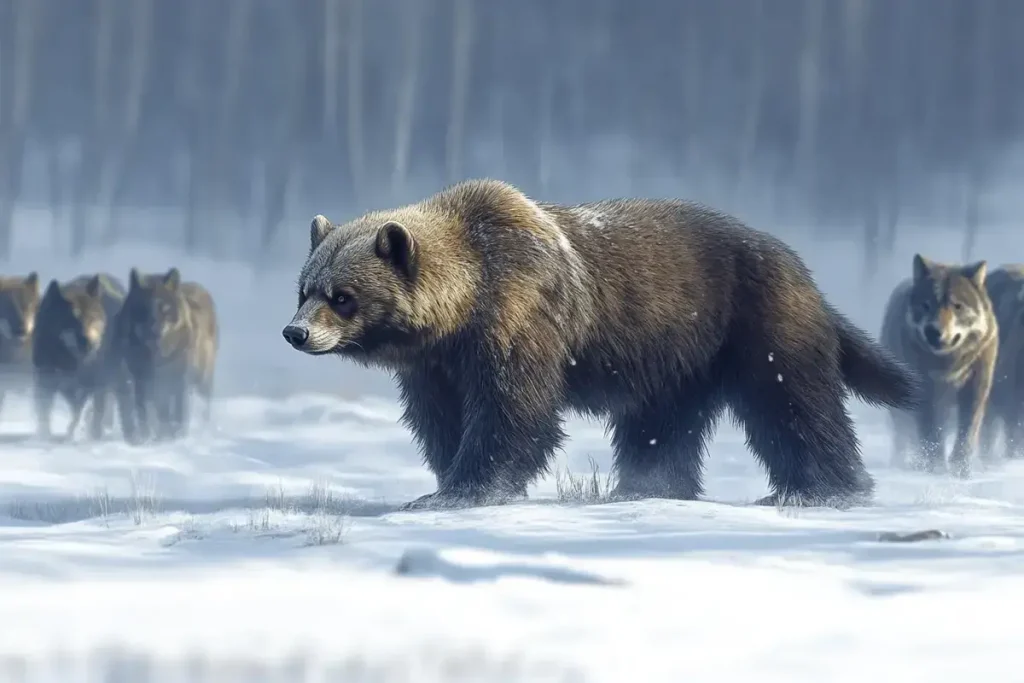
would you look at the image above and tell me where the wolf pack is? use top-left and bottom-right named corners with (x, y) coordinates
top-left (0, 268), bottom-right (217, 445)
top-left (881, 255), bottom-right (1024, 477)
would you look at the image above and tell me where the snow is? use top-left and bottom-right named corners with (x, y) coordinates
top-left (2, 221), bottom-right (1024, 681)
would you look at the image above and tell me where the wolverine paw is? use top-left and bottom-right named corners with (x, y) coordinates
top-left (398, 491), bottom-right (472, 512)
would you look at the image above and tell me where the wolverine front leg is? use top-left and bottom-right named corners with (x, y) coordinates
top-left (396, 362), bottom-right (463, 489)
top-left (949, 362), bottom-right (995, 479)
top-left (401, 340), bottom-right (566, 510)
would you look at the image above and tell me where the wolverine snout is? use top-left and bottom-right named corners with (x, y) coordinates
top-left (282, 324), bottom-right (309, 349)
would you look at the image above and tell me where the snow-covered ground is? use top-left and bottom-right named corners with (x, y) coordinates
top-left (1, 218), bottom-right (1023, 681)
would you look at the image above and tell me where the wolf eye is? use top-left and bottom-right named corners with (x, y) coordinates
top-left (952, 302), bottom-right (963, 312)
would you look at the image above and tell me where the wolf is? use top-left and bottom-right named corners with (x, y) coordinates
top-left (31, 273), bottom-right (126, 440)
top-left (980, 264), bottom-right (1024, 460)
top-left (113, 267), bottom-right (218, 443)
top-left (879, 255), bottom-right (997, 476)
top-left (0, 272), bottom-right (40, 419)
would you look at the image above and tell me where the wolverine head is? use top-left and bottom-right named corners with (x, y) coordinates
top-left (907, 254), bottom-right (991, 356)
top-left (122, 267), bottom-right (187, 355)
top-left (36, 275), bottom-right (109, 361)
top-left (283, 214), bottom-right (423, 361)
top-left (0, 272), bottom-right (40, 363)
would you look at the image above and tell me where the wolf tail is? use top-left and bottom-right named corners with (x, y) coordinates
top-left (828, 305), bottom-right (921, 410)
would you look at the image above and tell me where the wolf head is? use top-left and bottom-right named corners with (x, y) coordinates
top-left (0, 273), bottom-right (40, 364)
top-left (36, 275), bottom-right (110, 363)
top-left (907, 254), bottom-right (993, 356)
top-left (122, 267), bottom-right (190, 357)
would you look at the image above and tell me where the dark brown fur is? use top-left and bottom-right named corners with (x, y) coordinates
top-left (285, 179), bottom-right (918, 510)
top-left (32, 273), bottom-right (126, 440)
top-left (114, 267), bottom-right (218, 443)
top-left (0, 272), bottom-right (40, 417)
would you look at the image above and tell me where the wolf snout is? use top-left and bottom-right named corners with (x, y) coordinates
top-left (282, 324), bottom-right (309, 349)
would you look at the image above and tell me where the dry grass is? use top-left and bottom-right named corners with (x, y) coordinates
top-left (554, 456), bottom-right (616, 504)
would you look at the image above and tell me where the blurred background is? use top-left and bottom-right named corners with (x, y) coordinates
top-left (0, 0), bottom-right (1022, 395)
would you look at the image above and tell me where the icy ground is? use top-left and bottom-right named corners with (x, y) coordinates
top-left (3, 222), bottom-right (1024, 681)
top-left (0, 391), bottom-right (1022, 682)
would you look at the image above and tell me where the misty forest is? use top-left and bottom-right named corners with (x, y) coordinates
top-left (0, 0), bottom-right (1020, 277)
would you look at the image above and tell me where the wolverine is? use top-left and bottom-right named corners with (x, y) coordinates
top-left (32, 273), bottom-right (126, 440)
top-left (284, 179), bottom-right (918, 510)
top-left (880, 255), bottom-right (997, 476)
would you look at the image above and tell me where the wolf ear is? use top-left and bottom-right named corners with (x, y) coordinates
top-left (129, 268), bottom-right (141, 290)
top-left (961, 260), bottom-right (987, 288)
top-left (310, 215), bottom-right (333, 253)
top-left (163, 267), bottom-right (181, 290)
top-left (24, 272), bottom-right (38, 292)
top-left (45, 279), bottom-right (62, 300)
top-left (912, 254), bottom-right (933, 282)
top-left (375, 221), bottom-right (417, 279)
top-left (86, 275), bottom-right (102, 298)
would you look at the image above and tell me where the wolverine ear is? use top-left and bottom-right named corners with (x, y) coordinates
top-left (912, 254), bottom-right (933, 282)
top-left (310, 215), bottom-right (333, 253)
top-left (961, 260), bottom-right (987, 288)
top-left (86, 275), bottom-right (102, 298)
top-left (375, 221), bottom-right (417, 279)
top-left (163, 267), bottom-right (181, 290)
top-left (129, 267), bottom-right (141, 290)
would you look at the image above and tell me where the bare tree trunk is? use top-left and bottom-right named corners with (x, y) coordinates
top-left (71, 0), bottom-right (116, 257)
top-left (323, 0), bottom-right (341, 139)
top-left (100, 0), bottom-right (155, 246)
top-left (962, 1), bottom-right (992, 263)
top-left (794, 0), bottom-right (824, 188)
top-left (392, 0), bottom-right (425, 195)
top-left (735, 0), bottom-right (765, 198)
top-left (346, 0), bottom-right (365, 202)
top-left (212, 0), bottom-right (251, 247)
top-left (446, 0), bottom-right (474, 184)
top-left (0, 0), bottom-right (37, 259)
top-left (680, 3), bottom-right (702, 176)
top-left (537, 74), bottom-right (555, 193)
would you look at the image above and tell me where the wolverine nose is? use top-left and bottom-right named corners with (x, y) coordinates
top-left (924, 325), bottom-right (942, 348)
top-left (282, 324), bottom-right (309, 348)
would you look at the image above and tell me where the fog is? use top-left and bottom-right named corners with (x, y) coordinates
top-left (2, 0), bottom-right (1023, 401)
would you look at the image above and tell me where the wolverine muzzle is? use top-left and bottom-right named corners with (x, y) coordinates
top-left (282, 324), bottom-right (309, 349)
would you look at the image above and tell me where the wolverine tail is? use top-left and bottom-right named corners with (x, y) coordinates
top-left (828, 305), bottom-right (920, 410)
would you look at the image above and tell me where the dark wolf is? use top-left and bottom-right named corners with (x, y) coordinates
top-left (32, 273), bottom-right (126, 440)
top-left (879, 255), bottom-right (997, 477)
top-left (282, 178), bottom-right (918, 510)
top-left (980, 264), bottom-right (1024, 460)
top-left (0, 272), bottom-right (40, 420)
top-left (113, 267), bottom-right (218, 443)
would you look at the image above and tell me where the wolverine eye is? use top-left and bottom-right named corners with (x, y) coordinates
top-left (331, 290), bottom-right (357, 317)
